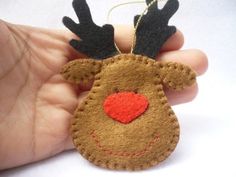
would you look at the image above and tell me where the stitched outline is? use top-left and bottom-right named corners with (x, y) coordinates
top-left (69, 54), bottom-right (194, 170)
top-left (160, 62), bottom-right (196, 90)
top-left (90, 130), bottom-right (160, 158)
top-left (60, 59), bottom-right (102, 84)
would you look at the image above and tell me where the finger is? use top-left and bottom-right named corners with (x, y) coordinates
top-left (64, 91), bottom-right (89, 150)
top-left (161, 29), bottom-right (184, 51)
top-left (114, 25), bottom-right (184, 53)
top-left (164, 26), bottom-right (177, 41)
top-left (72, 0), bottom-right (93, 24)
top-left (166, 83), bottom-right (198, 105)
top-left (157, 49), bottom-right (208, 76)
top-left (65, 137), bottom-right (74, 150)
top-left (161, 0), bottom-right (179, 19)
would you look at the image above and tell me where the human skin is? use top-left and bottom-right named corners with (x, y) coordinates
top-left (0, 20), bottom-right (208, 170)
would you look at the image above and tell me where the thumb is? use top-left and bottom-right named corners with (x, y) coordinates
top-left (64, 90), bottom-right (90, 150)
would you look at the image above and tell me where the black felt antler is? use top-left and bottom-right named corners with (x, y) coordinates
top-left (133, 0), bottom-right (179, 59)
top-left (63, 0), bottom-right (118, 59)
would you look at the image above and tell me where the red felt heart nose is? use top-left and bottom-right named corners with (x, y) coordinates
top-left (103, 92), bottom-right (149, 124)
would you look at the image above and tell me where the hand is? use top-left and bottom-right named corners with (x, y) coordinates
top-left (0, 20), bottom-right (207, 170)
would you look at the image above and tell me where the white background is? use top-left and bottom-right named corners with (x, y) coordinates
top-left (0, 0), bottom-right (236, 176)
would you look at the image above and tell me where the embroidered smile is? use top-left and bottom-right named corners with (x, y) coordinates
top-left (90, 130), bottom-right (160, 158)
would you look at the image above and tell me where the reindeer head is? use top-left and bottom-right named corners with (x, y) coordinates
top-left (61, 0), bottom-right (196, 170)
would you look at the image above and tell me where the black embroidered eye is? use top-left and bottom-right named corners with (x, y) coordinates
top-left (113, 87), bottom-right (119, 93)
top-left (134, 88), bottom-right (138, 93)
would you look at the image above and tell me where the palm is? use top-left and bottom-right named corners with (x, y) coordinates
top-left (0, 21), bottom-right (79, 169)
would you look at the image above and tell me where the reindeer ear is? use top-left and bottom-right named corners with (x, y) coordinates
top-left (60, 59), bottom-right (102, 84)
top-left (158, 62), bottom-right (196, 90)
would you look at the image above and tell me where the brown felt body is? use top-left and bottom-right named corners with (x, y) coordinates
top-left (61, 54), bottom-right (196, 170)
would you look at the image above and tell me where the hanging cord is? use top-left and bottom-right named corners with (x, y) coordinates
top-left (131, 0), bottom-right (162, 53)
top-left (107, 1), bottom-right (146, 23)
top-left (107, 0), bottom-right (166, 54)
top-left (107, 1), bottom-right (146, 54)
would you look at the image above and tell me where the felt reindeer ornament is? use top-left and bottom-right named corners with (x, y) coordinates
top-left (61, 0), bottom-right (196, 170)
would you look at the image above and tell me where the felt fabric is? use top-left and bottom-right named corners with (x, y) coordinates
top-left (61, 54), bottom-right (196, 170)
top-left (133, 0), bottom-right (179, 59)
top-left (62, 0), bottom-right (118, 59)
top-left (103, 92), bottom-right (149, 124)
top-left (60, 59), bottom-right (101, 84)
top-left (61, 0), bottom-right (194, 171)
